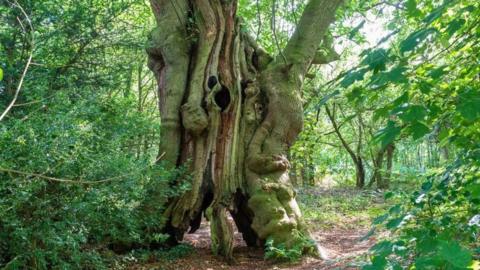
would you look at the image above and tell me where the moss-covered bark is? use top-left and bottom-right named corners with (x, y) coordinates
top-left (147, 0), bottom-right (343, 261)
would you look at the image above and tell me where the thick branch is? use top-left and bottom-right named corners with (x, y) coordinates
top-left (282, 0), bottom-right (343, 72)
top-left (325, 104), bottom-right (358, 164)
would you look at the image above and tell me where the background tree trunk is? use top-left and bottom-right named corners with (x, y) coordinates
top-left (325, 104), bottom-right (365, 188)
top-left (146, 0), bottom-right (342, 260)
top-left (369, 147), bottom-right (386, 188)
top-left (382, 143), bottom-right (395, 189)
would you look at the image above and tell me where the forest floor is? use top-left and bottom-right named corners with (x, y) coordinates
top-left (126, 187), bottom-right (391, 270)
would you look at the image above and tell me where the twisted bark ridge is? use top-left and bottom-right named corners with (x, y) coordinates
top-left (147, 0), bottom-right (343, 260)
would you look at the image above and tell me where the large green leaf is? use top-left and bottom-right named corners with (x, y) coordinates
top-left (370, 240), bottom-right (393, 256)
top-left (456, 88), bottom-right (480, 121)
top-left (340, 68), bottom-right (368, 88)
top-left (427, 66), bottom-right (447, 80)
top-left (362, 256), bottom-right (388, 270)
top-left (415, 255), bottom-right (444, 269)
top-left (406, 0), bottom-right (421, 17)
top-left (409, 121), bottom-right (430, 140)
top-left (417, 236), bottom-right (437, 253)
top-left (386, 215), bottom-right (408, 230)
top-left (369, 66), bottom-right (408, 88)
top-left (361, 49), bottom-right (388, 72)
top-left (438, 241), bottom-right (473, 268)
top-left (423, 6), bottom-right (445, 24)
top-left (399, 105), bottom-right (427, 122)
top-left (467, 183), bottom-right (480, 199)
top-left (400, 28), bottom-right (437, 54)
top-left (346, 87), bottom-right (364, 103)
top-left (446, 18), bottom-right (466, 37)
top-left (374, 121), bottom-right (401, 148)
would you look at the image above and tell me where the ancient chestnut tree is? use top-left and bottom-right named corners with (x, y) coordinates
top-left (146, 0), bottom-right (343, 260)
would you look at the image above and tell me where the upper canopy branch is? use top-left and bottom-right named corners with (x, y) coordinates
top-left (282, 0), bottom-right (343, 73)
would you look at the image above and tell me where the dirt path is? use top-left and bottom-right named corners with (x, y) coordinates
top-left (129, 219), bottom-right (377, 270)
top-left (128, 188), bottom-right (383, 270)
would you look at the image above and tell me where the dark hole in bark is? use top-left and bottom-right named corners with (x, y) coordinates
top-left (252, 51), bottom-right (259, 69)
top-left (230, 190), bottom-right (259, 247)
top-left (214, 86), bottom-right (231, 112)
top-left (207, 76), bottom-right (218, 89)
top-left (189, 190), bottom-right (214, 233)
top-left (240, 79), bottom-right (252, 102)
top-left (240, 80), bottom-right (248, 91)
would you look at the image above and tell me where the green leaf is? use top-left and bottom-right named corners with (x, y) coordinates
top-left (409, 121), bottom-right (430, 140)
top-left (363, 256), bottom-right (388, 270)
top-left (370, 240), bottom-right (393, 256)
top-left (446, 18), bottom-right (466, 37)
top-left (418, 81), bottom-right (433, 94)
top-left (438, 241), bottom-right (473, 268)
top-left (417, 236), bottom-right (438, 253)
top-left (361, 49), bottom-right (388, 72)
top-left (386, 215), bottom-right (406, 229)
top-left (349, 20), bottom-right (365, 39)
top-left (317, 90), bottom-right (340, 108)
top-left (399, 105), bottom-right (427, 122)
top-left (406, 0), bottom-right (421, 17)
top-left (428, 66), bottom-right (447, 79)
top-left (421, 181), bottom-right (433, 192)
top-left (340, 68), bottom-right (368, 88)
top-left (456, 88), bottom-right (480, 121)
top-left (467, 183), bottom-right (480, 199)
top-left (346, 87), bottom-right (364, 103)
top-left (373, 106), bottom-right (391, 121)
top-left (386, 66), bottom-right (408, 83)
top-left (369, 66), bottom-right (408, 88)
top-left (392, 91), bottom-right (409, 107)
top-left (374, 121), bottom-right (401, 148)
top-left (423, 6), bottom-right (445, 24)
top-left (415, 255), bottom-right (444, 269)
top-left (389, 205), bottom-right (402, 215)
top-left (0, 67), bottom-right (3, 81)
top-left (400, 28), bottom-right (436, 54)
top-left (384, 191), bottom-right (394, 200)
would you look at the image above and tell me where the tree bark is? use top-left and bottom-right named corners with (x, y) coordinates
top-left (369, 146), bottom-right (386, 188)
top-left (325, 105), bottom-right (365, 188)
top-left (382, 143), bottom-right (395, 189)
top-left (146, 0), bottom-right (343, 260)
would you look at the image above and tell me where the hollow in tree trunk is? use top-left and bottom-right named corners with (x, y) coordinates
top-left (146, 0), bottom-right (343, 261)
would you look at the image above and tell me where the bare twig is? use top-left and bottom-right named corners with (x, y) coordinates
top-left (0, 1), bottom-right (34, 121)
top-left (271, 0), bottom-right (287, 64)
top-left (256, 0), bottom-right (262, 40)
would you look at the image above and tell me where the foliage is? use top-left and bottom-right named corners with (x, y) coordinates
top-left (1, 0), bottom-right (479, 268)
top-left (330, 0), bottom-right (480, 268)
top-left (298, 188), bottom-right (391, 230)
top-left (264, 230), bottom-right (317, 262)
top-left (0, 0), bottom-right (187, 268)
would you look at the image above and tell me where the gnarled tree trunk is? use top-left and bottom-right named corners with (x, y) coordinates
top-left (146, 0), bottom-right (342, 260)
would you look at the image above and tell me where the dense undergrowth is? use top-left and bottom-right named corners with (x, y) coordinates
top-left (0, 1), bottom-right (187, 268)
top-left (0, 90), bottom-right (187, 269)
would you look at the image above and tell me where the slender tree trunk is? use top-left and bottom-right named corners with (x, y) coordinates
top-left (325, 105), bottom-right (365, 188)
top-left (146, 0), bottom-right (343, 260)
top-left (383, 143), bottom-right (395, 189)
top-left (355, 157), bottom-right (366, 188)
top-left (370, 147), bottom-right (385, 188)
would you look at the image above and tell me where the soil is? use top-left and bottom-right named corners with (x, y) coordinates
top-left (127, 216), bottom-right (378, 270)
